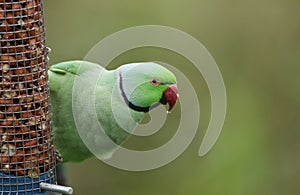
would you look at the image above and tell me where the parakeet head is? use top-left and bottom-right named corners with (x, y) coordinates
top-left (118, 62), bottom-right (178, 113)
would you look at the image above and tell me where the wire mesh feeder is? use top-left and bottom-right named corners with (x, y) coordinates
top-left (0, 0), bottom-right (72, 194)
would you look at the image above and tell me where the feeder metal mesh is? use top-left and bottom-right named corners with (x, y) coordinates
top-left (0, 0), bottom-right (57, 194)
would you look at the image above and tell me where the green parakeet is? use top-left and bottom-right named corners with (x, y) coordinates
top-left (49, 61), bottom-right (178, 163)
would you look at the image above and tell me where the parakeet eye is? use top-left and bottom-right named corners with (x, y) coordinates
top-left (150, 78), bottom-right (160, 86)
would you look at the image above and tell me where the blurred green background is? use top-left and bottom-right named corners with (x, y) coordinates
top-left (44, 0), bottom-right (300, 194)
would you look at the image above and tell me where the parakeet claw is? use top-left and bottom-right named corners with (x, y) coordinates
top-left (55, 150), bottom-right (63, 164)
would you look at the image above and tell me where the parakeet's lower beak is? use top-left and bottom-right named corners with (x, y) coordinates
top-left (160, 84), bottom-right (178, 112)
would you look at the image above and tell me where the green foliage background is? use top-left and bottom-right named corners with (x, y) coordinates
top-left (44, 0), bottom-right (300, 194)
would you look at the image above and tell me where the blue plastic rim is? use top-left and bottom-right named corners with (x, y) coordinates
top-left (0, 171), bottom-right (55, 195)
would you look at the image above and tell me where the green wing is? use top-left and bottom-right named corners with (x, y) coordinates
top-left (49, 61), bottom-right (106, 162)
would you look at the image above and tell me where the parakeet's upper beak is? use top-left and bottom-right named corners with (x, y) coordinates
top-left (159, 84), bottom-right (178, 112)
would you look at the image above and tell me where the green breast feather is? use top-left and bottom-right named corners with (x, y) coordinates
top-left (49, 61), bottom-right (143, 162)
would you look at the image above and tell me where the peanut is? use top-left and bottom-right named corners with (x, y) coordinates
top-left (0, 0), bottom-right (58, 177)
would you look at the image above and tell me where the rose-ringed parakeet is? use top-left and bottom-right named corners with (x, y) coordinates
top-left (49, 61), bottom-right (178, 163)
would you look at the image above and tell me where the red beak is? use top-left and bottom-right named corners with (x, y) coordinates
top-left (160, 85), bottom-right (178, 112)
